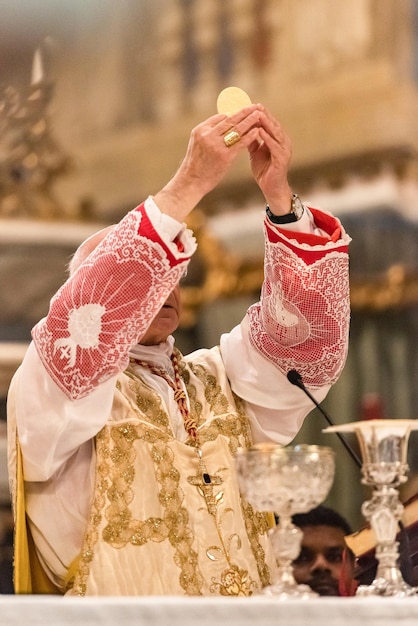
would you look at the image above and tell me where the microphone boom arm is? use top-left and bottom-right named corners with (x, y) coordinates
top-left (287, 370), bottom-right (362, 469)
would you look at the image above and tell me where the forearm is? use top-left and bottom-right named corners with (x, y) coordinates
top-left (153, 171), bottom-right (208, 224)
top-left (32, 199), bottom-right (195, 400)
top-left (221, 319), bottom-right (332, 438)
top-left (250, 207), bottom-right (350, 387)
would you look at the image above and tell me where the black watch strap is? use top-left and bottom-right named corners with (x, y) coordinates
top-left (265, 194), bottom-right (304, 224)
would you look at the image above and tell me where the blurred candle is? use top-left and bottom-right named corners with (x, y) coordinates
top-left (31, 48), bottom-right (43, 85)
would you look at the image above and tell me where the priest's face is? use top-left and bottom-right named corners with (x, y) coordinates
top-left (140, 285), bottom-right (182, 345)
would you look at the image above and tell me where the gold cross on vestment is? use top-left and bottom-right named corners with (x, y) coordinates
top-left (187, 471), bottom-right (224, 517)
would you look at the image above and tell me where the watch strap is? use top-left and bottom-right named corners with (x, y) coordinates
top-left (265, 194), bottom-right (304, 224)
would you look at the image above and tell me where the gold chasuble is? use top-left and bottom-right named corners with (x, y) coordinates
top-left (67, 348), bottom-right (275, 596)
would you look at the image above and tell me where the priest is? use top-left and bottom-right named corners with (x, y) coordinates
top-left (8, 102), bottom-right (351, 596)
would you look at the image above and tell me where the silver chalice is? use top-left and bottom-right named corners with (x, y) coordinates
top-left (235, 443), bottom-right (335, 598)
top-left (325, 419), bottom-right (418, 597)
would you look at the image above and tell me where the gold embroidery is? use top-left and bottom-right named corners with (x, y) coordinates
top-left (73, 419), bottom-right (204, 596)
top-left (70, 427), bottom-right (109, 595)
top-left (188, 463), bottom-right (258, 596)
top-left (241, 500), bottom-right (272, 588)
top-left (179, 359), bottom-right (263, 595)
top-left (126, 370), bottom-right (171, 431)
top-left (211, 564), bottom-right (255, 596)
top-left (72, 354), bottom-right (272, 595)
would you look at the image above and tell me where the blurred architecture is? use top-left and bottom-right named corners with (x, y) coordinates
top-left (1, 1), bottom-right (418, 576)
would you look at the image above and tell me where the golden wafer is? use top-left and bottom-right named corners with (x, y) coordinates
top-left (216, 86), bottom-right (252, 115)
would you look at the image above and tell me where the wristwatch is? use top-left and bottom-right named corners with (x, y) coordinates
top-left (265, 194), bottom-right (304, 224)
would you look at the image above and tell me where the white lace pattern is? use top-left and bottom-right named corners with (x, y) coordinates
top-left (248, 224), bottom-right (350, 388)
top-left (33, 205), bottom-right (189, 399)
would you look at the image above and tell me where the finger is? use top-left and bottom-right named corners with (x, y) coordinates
top-left (259, 127), bottom-right (291, 159)
top-left (214, 104), bottom-right (261, 136)
top-left (257, 105), bottom-right (282, 129)
top-left (247, 135), bottom-right (266, 160)
top-left (257, 109), bottom-right (290, 148)
top-left (229, 102), bottom-right (261, 123)
top-left (228, 127), bottom-right (261, 151)
top-left (191, 112), bottom-right (239, 136)
top-left (216, 115), bottom-right (262, 156)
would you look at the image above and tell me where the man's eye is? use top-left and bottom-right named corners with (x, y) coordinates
top-left (326, 549), bottom-right (344, 563)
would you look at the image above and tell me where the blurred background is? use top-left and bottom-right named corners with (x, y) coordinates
top-left (1, 0), bottom-right (418, 592)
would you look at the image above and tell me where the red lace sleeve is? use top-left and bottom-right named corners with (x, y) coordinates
top-left (248, 211), bottom-right (350, 388)
top-left (32, 204), bottom-right (190, 399)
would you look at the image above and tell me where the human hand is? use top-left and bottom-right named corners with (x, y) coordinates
top-left (248, 107), bottom-right (293, 215)
top-left (154, 104), bottom-right (262, 222)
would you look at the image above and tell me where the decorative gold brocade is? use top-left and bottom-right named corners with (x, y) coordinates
top-left (72, 418), bottom-right (203, 596)
top-left (177, 354), bottom-right (272, 591)
top-left (182, 357), bottom-right (269, 593)
top-left (240, 500), bottom-right (272, 588)
top-left (71, 352), bottom-right (272, 596)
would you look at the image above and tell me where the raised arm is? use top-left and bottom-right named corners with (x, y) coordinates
top-left (248, 106), bottom-right (350, 386)
top-left (221, 107), bottom-right (350, 441)
top-left (32, 106), bottom-right (263, 400)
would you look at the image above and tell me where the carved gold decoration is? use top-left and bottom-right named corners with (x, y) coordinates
top-left (0, 46), bottom-right (78, 221)
top-left (180, 211), bottom-right (418, 327)
top-left (350, 265), bottom-right (418, 313)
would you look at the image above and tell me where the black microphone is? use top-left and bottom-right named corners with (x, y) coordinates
top-left (287, 369), bottom-right (362, 469)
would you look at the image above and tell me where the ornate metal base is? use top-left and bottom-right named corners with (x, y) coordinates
top-left (324, 420), bottom-right (418, 600)
top-left (356, 576), bottom-right (417, 597)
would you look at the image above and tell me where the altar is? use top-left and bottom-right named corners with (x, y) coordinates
top-left (1, 596), bottom-right (418, 626)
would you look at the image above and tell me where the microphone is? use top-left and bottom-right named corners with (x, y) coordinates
top-left (287, 369), bottom-right (362, 469)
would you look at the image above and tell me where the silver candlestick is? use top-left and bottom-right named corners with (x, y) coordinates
top-left (324, 419), bottom-right (418, 597)
top-left (235, 443), bottom-right (335, 598)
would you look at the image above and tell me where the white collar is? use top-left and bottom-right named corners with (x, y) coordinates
top-left (129, 335), bottom-right (175, 371)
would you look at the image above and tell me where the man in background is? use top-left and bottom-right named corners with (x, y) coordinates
top-left (292, 505), bottom-right (357, 596)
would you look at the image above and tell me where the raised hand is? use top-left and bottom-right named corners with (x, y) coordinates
top-left (248, 107), bottom-right (293, 215)
top-left (154, 104), bottom-right (262, 222)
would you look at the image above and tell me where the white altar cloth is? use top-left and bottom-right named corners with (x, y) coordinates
top-left (1, 595), bottom-right (418, 626)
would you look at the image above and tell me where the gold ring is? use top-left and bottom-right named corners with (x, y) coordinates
top-left (223, 130), bottom-right (241, 147)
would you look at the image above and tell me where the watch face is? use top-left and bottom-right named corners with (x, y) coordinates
top-left (292, 195), bottom-right (304, 220)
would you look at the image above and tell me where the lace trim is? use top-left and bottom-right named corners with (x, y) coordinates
top-left (250, 239), bottom-right (350, 387)
top-left (33, 207), bottom-right (188, 400)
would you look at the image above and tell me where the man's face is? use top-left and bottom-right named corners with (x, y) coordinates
top-left (140, 285), bottom-right (182, 345)
top-left (292, 525), bottom-right (354, 596)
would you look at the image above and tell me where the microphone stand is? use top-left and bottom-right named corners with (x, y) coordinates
top-left (287, 369), bottom-right (362, 468)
